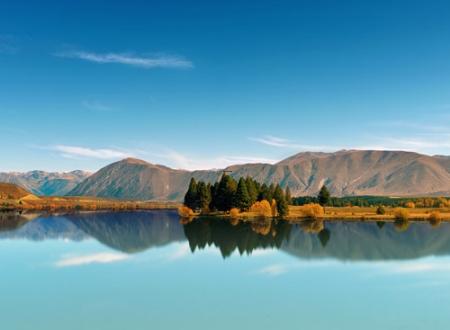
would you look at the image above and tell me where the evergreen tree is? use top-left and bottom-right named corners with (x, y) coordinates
top-left (273, 184), bottom-right (289, 217)
top-left (258, 183), bottom-right (272, 202)
top-left (197, 181), bottom-right (211, 213)
top-left (235, 178), bottom-right (252, 211)
top-left (184, 178), bottom-right (198, 209)
top-left (209, 181), bottom-right (219, 211)
top-left (318, 185), bottom-right (331, 206)
top-left (215, 174), bottom-right (237, 211)
top-left (269, 183), bottom-right (275, 200)
top-left (285, 186), bottom-right (292, 205)
top-left (245, 176), bottom-right (258, 205)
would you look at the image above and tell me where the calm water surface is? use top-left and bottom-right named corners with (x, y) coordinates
top-left (1, 210), bottom-right (450, 329)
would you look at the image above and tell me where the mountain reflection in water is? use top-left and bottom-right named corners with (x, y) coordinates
top-left (1, 210), bottom-right (450, 261)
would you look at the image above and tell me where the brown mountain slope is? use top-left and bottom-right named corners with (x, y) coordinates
top-left (68, 158), bottom-right (221, 201)
top-left (273, 150), bottom-right (450, 196)
top-left (68, 150), bottom-right (450, 201)
top-left (0, 183), bottom-right (35, 200)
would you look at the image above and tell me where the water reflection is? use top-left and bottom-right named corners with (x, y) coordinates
top-left (183, 218), bottom-right (292, 258)
top-left (1, 211), bottom-right (450, 261)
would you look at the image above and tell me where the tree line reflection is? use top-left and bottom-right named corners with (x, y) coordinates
top-left (183, 217), bottom-right (331, 258)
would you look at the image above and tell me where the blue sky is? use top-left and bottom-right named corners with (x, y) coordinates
top-left (1, 0), bottom-right (450, 172)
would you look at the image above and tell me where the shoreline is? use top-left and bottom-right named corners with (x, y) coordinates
top-left (2, 199), bottom-right (450, 223)
top-left (0, 195), bottom-right (181, 214)
top-left (181, 205), bottom-right (450, 222)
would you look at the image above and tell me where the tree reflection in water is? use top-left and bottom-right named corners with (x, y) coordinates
top-left (183, 217), bottom-right (331, 258)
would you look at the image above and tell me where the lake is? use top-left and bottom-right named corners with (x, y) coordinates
top-left (1, 210), bottom-right (450, 329)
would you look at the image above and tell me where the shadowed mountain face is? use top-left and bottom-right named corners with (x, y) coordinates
top-left (0, 170), bottom-right (90, 196)
top-left (67, 150), bottom-right (450, 200)
top-left (2, 211), bottom-right (450, 261)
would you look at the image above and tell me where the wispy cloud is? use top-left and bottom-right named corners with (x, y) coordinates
top-left (250, 135), bottom-right (293, 147)
top-left (160, 149), bottom-right (278, 170)
top-left (250, 133), bottom-right (450, 155)
top-left (386, 137), bottom-right (450, 150)
top-left (256, 264), bottom-right (289, 276)
top-left (250, 135), bottom-right (331, 150)
top-left (56, 50), bottom-right (193, 69)
top-left (52, 145), bottom-right (133, 160)
top-left (367, 119), bottom-right (450, 154)
top-left (374, 259), bottom-right (450, 275)
top-left (82, 100), bottom-right (113, 112)
top-left (55, 253), bottom-right (129, 267)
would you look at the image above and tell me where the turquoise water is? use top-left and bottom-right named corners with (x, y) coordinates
top-left (1, 211), bottom-right (450, 329)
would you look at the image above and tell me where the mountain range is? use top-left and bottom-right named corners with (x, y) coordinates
top-left (68, 149), bottom-right (450, 200)
top-left (0, 170), bottom-right (90, 196)
top-left (2, 150), bottom-right (450, 200)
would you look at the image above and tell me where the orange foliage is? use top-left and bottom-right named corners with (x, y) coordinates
top-left (230, 217), bottom-right (240, 226)
top-left (229, 208), bottom-right (240, 218)
top-left (251, 221), bottom-right (272, 236)
top-left (297, 203), bottom-right (324, 219)
top-left (429, 211), bottom-right (442, 227)
top-left (178, 205), bottom-right (194, 218)
top-left (249, 200), bottom-right (273, 218)
top-left (301, 219), bottom-right (324, 233)
top-left (405, 202), bottom-right (415, 208)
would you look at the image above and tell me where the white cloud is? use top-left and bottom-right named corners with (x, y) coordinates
top-left (56, 50), bottom-right (193, 69)
top-left (250, 135), bottom-right (332, 151)
top-left (250, 135), bottom-right (293, 147)
top-left (257, 264), bottom-right (288, 276)
top-left (160, 149), bottom-right (278, 170)
top-left (376, 259), bottom-right (450, 274)
top-left (382, 137), bottom-right (450, 150)
top-left (52, 145), bottom-right (133, 160)
top-left (55, 252), bottom-right (129, 267)
top-left (250, 133), bottom-right (450, 155)
top-left (367, 119), bottom-right (450, 154)
top-left (167, 242), bottom-right (191, 261)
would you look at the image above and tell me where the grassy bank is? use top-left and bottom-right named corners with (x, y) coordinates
top-left (181, 205), bottom-right (450, 222)
top-left (1, 195), bottom-right (180, 213)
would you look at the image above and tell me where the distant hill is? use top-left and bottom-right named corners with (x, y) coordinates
top-left (0, 182), bottom-right (34, 200)
top-left (68, 158), bottom-right (220, 201)
top-left (0, 170), bottom-right (90, 196)
top-left (67, 150), bottom-right (450, 200)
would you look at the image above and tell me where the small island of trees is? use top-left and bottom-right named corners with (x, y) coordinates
top-left (180, 174), bottom-right (290, 218)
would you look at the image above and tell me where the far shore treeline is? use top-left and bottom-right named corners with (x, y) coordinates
top-left (183, 175), bottom-right (291, 217)
top-left (293, 194), bottom-right (450, 208)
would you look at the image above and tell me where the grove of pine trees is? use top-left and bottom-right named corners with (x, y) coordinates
top-left (183, 175), bottom-right (290, 217)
